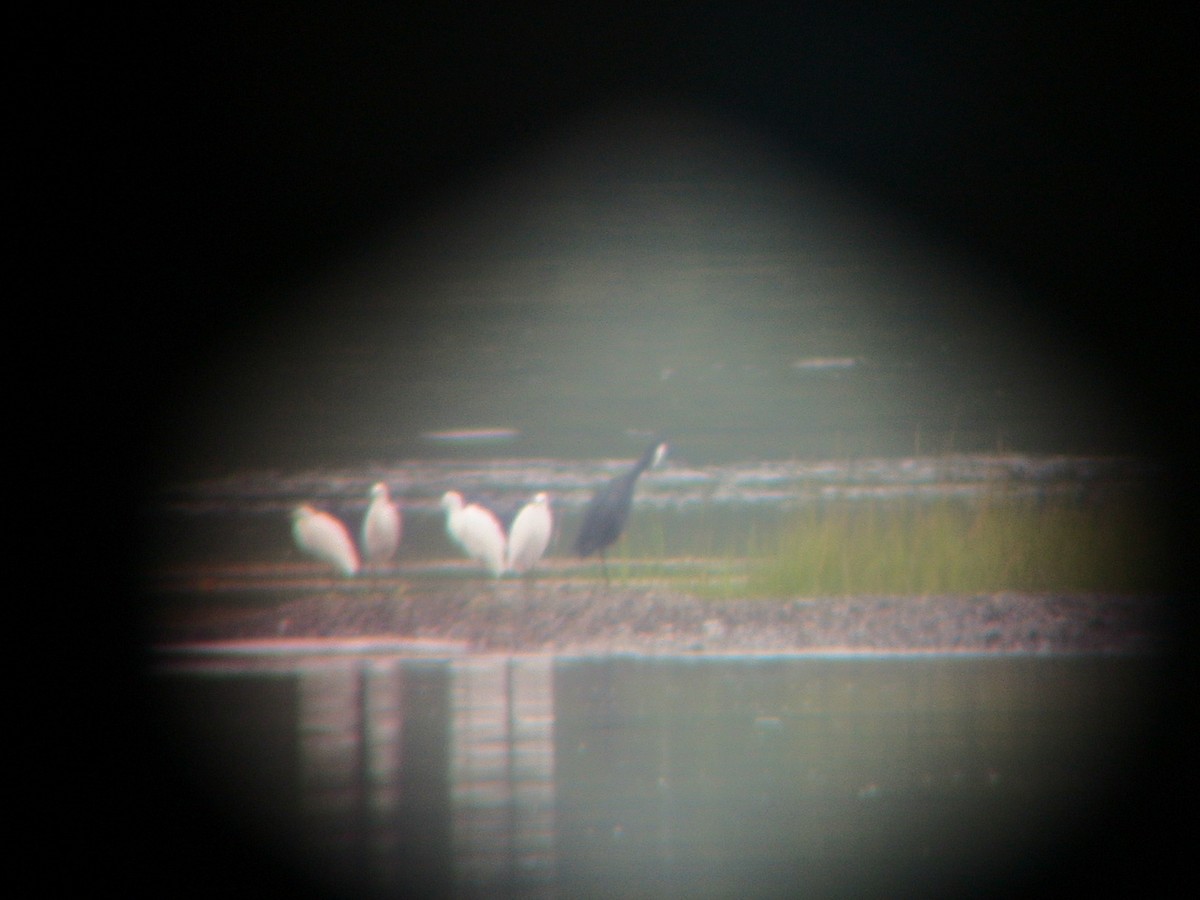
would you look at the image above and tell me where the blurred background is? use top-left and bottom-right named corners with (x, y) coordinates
top-left (121, 4), bottom-right (1186, 480)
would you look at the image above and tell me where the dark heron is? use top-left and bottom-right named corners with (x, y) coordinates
top-left (574, 440), bottom-right (668, 581)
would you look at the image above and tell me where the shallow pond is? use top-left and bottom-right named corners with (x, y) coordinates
top-left (151, 649), bottom-right (1164, 898)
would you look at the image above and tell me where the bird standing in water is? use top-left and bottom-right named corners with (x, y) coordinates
top-left (441, 490), bottom-right (508, 577)
top-left (360, 481), bottom-right (402, 568)
top-left (574, 440), bottom-right (668, 581)
top-left (291, 504), bottom-right (360, 577)
top-left (507, 492), bottom-right (553, 574)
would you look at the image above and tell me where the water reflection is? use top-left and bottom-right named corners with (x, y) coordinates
top-left (452, 657), bottom-right (556, 893)
top-left (154, 650), bottom-right (1157, 897)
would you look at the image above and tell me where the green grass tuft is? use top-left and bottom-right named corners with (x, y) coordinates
top-left (749, 490), bottom-right (1166, 597)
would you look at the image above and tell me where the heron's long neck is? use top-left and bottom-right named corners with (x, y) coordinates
top-left (633, 442), bottom-right (660, 475)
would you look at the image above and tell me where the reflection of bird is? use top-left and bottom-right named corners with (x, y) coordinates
top-left (507, 492), bottom-right (553, 574)
top-left (575, 441), bottom-right (668, 577)
top-left (441, 491), bottom-right (507, 577)
top-left (292, 504), bottom-right (360, 577)
top-left (360, 482), bottom-right (402, 567)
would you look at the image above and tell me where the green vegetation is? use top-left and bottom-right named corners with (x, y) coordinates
top-left (747, 490), bottom-right (1166, 597)
top-left (581, 482), bottom-right (1167, 597)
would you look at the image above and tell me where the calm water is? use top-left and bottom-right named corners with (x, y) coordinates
top-left (152, 651), bottom-right (1163, 898)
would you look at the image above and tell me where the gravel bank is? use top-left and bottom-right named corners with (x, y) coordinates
top-left (151, 582), bottom-right (1162, 655)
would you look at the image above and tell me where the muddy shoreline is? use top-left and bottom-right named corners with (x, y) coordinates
top-left (150, 582), bottom-right (1162, 655)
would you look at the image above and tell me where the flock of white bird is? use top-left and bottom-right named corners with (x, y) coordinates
top-left (440, 490), bottom-right (553, 577)
top-left (290, 481), bottom-right (555, 579)
top-left (289, 441), bottom-right (667, 580)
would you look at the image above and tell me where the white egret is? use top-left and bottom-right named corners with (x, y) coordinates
top-left (291, 504), bottom-right (360, 577)
top-left (360, 481), bottom-right (402, 567)
top-left (575, 440), bottom-right (668, 577)
top-left (441, 490), bottom-right (508, 577)
top-left (506, 492), bottom-right (553, 574)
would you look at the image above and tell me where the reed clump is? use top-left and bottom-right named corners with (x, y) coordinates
top-left (750, 489), bottom-right (1165, 596)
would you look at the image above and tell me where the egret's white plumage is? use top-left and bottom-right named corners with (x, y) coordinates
top-left (291, 504), bottom-right (360, 577)
top-left (507, 492), bottom-right (553, 574)
top-left (441, 491), bottom-right (507, 577)
top-left (361, 481), bottom-right (402, 566)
